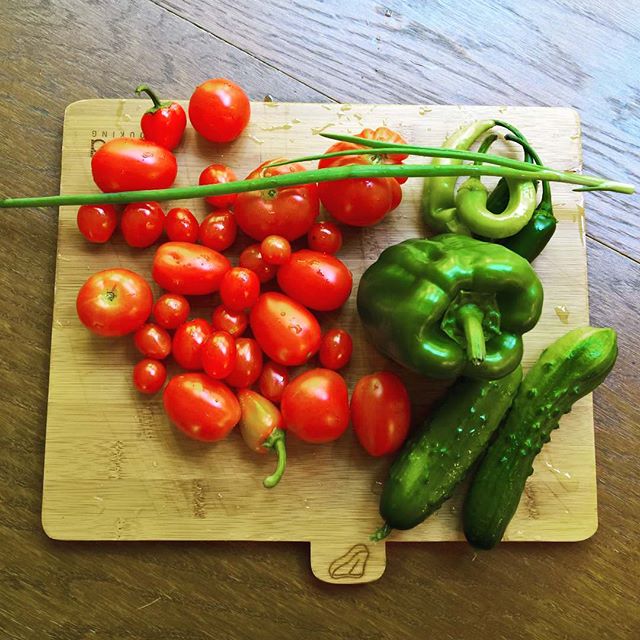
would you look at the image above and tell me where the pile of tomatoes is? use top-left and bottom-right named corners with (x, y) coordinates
top-left (75, 77), bottom-right (412, 487)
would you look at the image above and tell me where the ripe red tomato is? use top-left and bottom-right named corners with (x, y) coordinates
top-left (351, 372), bottom-right (411, 456)
top-left (91, 138), bottom-right (177, 192)
top-left (121, 201), bottom-right (165, 248)
top-left (211, 305), bottom-right (247, 337)
top-left (250, 292), bottom-right (321, 366)
top-left (134, 323), bottom-right (172, 359)
top-left (201, 331), bottom-right (236, 379)
top-left (198, 211), bottom-right (237, 252)
top-left (152, 293), bottom-right (190, 330)
top-left (199, 163), bottom-right (238, 209)
top-left (133, 359), bottom-right (167, 394)
top-left (276, 250), bottom-right (352, 311)
top-left (76, 204), bottom-right (118, 243)
top-left (234, 160), bottom-right (319, 241)
top-left (188, 78), bottom-right (251, 143)
top-left (220, 267), bottom-right (260, 312)
top-left (163, 373), bottom-right (240, 442)
top-left (165, 208), bottom-right (199, 243)
top-left (307, 221), bottom-right (342, 254)
top-left (172, 319), bottom-right (212, 370)
top-left (260, 235), bottom-right (291, 265)
top-left (281, 369), bottom-right (350, 444)
top-left (259, 361), bottom-right (289, 404)
top-left (319, 329), bottom-right (353, 370)
top-left (239, 244), bottom-right (277, 283)
top-left (224, 338), bottom-right (263, 388)
top-left (317, 128), bottom-right (406, 226)
top-left (152, 242), bottom-right (230, 295)
top-left (76, 268), bottom-right (153, 337)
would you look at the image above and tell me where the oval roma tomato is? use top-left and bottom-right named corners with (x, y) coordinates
top-left (234, 160), bottom-right (319, 241)
top-left (165, 208), bottom-right (199, 243)
top-left (91, 138), bottom-right (177, 192)
top-left (239, 244), bottom-right (277, 283)
top-left (276, 249), bottom-right (352, 311)
top-left (133, 359), bottom-right (167, 395)
top-left (163, 373), bottom-right (240, 442)
top-left (152, 242), bottom-right (230, 295)
top-left (258, 361), bottom-right (289, 404)
top-left (76, 268), bottom-right (152, 337)
top-left (121, 201), bottom-right (165, 248)
top-left (211, 305), bottom-right (247, 337)
top-left (201, 331), bottom-right (236, 379)
top-left (219, 267), bottom-right (260, 312)
top-left (307, 221), bottom-right (342, 255)
top-left (281, 368), bottom-right (350, 444)
top-left (319, 329), bottom-right (353, 370)
top-left (224, 338), bottom-right (263, 388)
top-left (198, 211), bottom-right (237, 252)
top-left (152, 293), bottom-right (190, 330)
top-left (250, 292), bottom-right (321, 366)
top-left (134, 323), bottom-right (172, 359)
top-left (188, 78), bottom-right (250, 143)
top-left (199, 163), bottom-right (238, 209)
top-left (351, 371), bottom-right (411, 456)
top-left (172, 318), bottom-right (212, 370)
top-left (76, 204), bottom-right (118, 243)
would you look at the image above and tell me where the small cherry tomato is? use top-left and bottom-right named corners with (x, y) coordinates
top-left (250, 292), bottom-right (321, 366)
top-left (199, 163), bottom-right (238, 209)
top-left (76, 268), bottom-right (153, 337)
top-left (281, 368), bottom-right (350, 444)
top-left (319, 329), bottom-right (353, 370)
top-left (211, 305), bottom-right (248, 337)
top-left (153, 242), bottom-right (230, 295)
top-left (172, 318), bottom-right (212, 370)
top-left (134, 323), bottom-right (172, 359)
top-left (277, 249), bottom-right (352, 311)
top-left (225, 338), bottom-right (263, 388)
top-left (135, 84), bottom-right (187, 151)
top-left (307, 221), bottom-right (343, 254)
top-left (165, 208), bottom-right (199, 243)
top-left (201, 331), bottom-right (236, 379)
top-left (76, 204), bottom-right (118, 243)
top-left (239, 244), bottom-right (277, 283)
top-left (351, 372), bottom-right (411, 456)
top-left (260, 235), bottom-right (291, 265)
top-left (121, 201), bottom-right (165, 248)
top-left (163, 373), bottom-right (240, 442)
top-left (188, 78), bottom-right (251, 143)
top-left (220, 267), bottom-right (260, 312)
top-left (91, 138), bottom-right (177, 192)
top-left (234, 160), bottom-right (319, 241)
top-left (259, 361), bottom-right (289, 403)
top-left (198, 210), bottom-right (237, 252)
top-left (133, 358), bottom-right (167, 394)
top-left (152, 293), bottom-right (190, 330)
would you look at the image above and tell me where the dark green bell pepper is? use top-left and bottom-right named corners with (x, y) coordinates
top-left (357, 234), bottom-right (544, 380)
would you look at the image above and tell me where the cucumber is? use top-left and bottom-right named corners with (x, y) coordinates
top-left (378, 367), bottom-right (522, 533)
top-left (463, 326), bottom-right (618, 549)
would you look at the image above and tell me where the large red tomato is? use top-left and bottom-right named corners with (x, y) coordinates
top-left (91, 138), bottom-right (177, 192)
top-left (281, 369), bottom-right (350, 444)
top-left (250, 292), bottom-right (321, 366)
top-left (76, 268), bottom-right (153, 337)
top-left (163, 373), bottom-right (240, 442)
top-left (276, 249), bottom-right (352, 311)
top-left (234, 160), bottom-right (319, 241)
top-left (351, 372), bottom-right (411, 456)
top-left (152, 242), bottom-right (230, 295)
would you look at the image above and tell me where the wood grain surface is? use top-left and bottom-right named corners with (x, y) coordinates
top-left (1, 0), bottom-right (638, 637)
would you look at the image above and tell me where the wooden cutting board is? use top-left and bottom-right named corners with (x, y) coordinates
top-left (43, 100), bottom-right (595, 584)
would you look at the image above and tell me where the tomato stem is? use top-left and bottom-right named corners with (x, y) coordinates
top-left (262, 428), bottom-right (286, 488)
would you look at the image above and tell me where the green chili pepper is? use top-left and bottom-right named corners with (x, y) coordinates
top-left (420, 120), bottom-right (496, 234)
top-left (357, 234), bottom-right (544, 380)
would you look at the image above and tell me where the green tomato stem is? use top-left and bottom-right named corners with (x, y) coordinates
top-left (262, 429), bottom-right (287, 489)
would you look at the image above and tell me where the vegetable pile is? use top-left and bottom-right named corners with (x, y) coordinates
top-left (4, 79), bottom-right (633, 549)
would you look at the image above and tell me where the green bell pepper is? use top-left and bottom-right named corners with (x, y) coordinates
top-left (357, 234), bottom-right (544, 380)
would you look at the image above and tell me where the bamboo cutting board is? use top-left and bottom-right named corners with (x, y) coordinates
top-left (43, 100), bottom-right (595, 584)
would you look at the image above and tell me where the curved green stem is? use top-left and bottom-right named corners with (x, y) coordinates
top-left (460, 306), bottom-right (487, 365)
top-left (493, 120), bottom-right (532, 163)
top-left (262, 429), bottom-right (286, 488)
top-left (370, 523), bottom-right (393, 542)
top-left (135, 84), bottom-right (163, 111)
top-left (474, 134), bottom-right (499, 165)
top-left (505, 133), bottom-right (552, 208)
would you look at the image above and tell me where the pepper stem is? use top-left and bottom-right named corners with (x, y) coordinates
top-left (135, 84), bottom-right (162, 110)
top-left (505, 134), bottom-right (552, 211)
top-left (262, 429), bottom-right (287, 488)
top-left (474, 134), bottom-right (499, 165)
top-left (370, 523), bottom-right (393, 542)
top-left (460, 306), bottom-right (487, 365)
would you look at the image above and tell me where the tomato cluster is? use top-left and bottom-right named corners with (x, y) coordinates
top-left (76, 78), bottom-right (413, 486)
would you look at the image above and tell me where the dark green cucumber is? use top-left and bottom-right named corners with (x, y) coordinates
top-left (378, 367), bottom-right (522, 532)
top-left (463, 326), bottom-right (618, 549)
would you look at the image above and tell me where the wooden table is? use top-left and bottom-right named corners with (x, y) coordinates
top-left (1, 1), bottom-right (638, 638)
